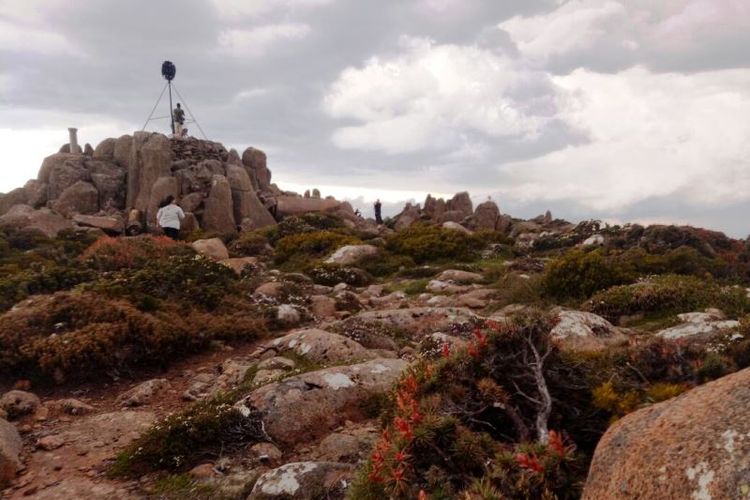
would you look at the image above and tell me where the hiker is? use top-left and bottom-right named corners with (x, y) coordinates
top-left (173, 103), bottom-right (185, 136)
top-left (374, 199), bottom-right (383, 225)
top-left (156, 195), bottom-right (185, 240)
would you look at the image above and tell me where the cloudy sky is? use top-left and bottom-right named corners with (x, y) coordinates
top-left (2, 0), bottom-right (750, 235)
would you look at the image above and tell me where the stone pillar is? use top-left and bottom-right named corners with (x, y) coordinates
top-left (68, 128), bottom-right (79, 154)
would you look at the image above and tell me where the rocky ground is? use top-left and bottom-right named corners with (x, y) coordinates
top-left (3, 134), bottom-right (750, 498)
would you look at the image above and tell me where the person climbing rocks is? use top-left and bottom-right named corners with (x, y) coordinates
top-left (173, 103), bottom-right (186, 136)
top-left (374, 199), bottom-right (383, 225)
top-left (156, 195), bottom-right (185, 240)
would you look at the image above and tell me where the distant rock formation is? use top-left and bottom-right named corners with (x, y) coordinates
top-left (0, 132), bottom-right (370, 239)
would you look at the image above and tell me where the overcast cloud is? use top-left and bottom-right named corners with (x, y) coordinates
top-left (1, 0), bottom-right (749, 235)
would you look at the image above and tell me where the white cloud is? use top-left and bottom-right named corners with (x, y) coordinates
top-left (498, 0), bottom-right (626, 62)
top-left (498, 66), bottom-right (750, 211)
top-left (211, 0), bottom-right (333, 20)
top-left (217, 23), bottom-right (311, 57)
top-left (323, 36), bottom-right (552, 154)
top-left (0, 19), bottom-right (80, 56)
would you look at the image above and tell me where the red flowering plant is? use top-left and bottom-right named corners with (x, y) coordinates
top-left (350, 311), bottom-right (592, 500)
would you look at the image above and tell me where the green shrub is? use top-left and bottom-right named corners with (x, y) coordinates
top-left (0, 264), bottom-right (97, 312)
top-left (359, 252), bottom-right (415, 278)
top-left (229, 230), bottom-right (271, 257)
top-left (543, 249), bottom-right (635, 301)
top-left (97, 254), bottom-right (238, 309)
top-left (584, 274), bottom-right (750, 322)
top-left (385, 223), bottom-right (486, 264)
top-left (273, 231), bottom-right (360, 269)
top-left (111, 393), bottom-right (265, 476)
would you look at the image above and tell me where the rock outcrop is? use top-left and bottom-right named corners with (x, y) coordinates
top-left (583, 367), bottom-right (750, 500)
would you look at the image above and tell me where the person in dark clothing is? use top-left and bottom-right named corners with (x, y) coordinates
top-left (374, 199), bottom-right (383, 225)
top-left (173, 103), bottom-right (186, 136)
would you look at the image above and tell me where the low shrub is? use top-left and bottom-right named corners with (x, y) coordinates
top-left (307, 264), bottom-right (372, 287)
top-left (229, 230), bottom-right (271, 257)
top-left (273, 231), bottom-right (360, 270)
top-left (0, 264), bottom-right (97, 312)
top-left (81, 235), bottom-right (191, 271)
top-left (111, 393), bottom-right (266, 476)
top-left (385, 223), bottom-right (487, 264)
top-left (359, 252), bottom-right (416, 278)
top-left (584, 274), bottom-right (750, 322)
top-left (96, 254), bottom-right (238, 309)
top-left (0, 291), bottom-right (267, 383)
top-left (543, 249), bottom-right (635, 301)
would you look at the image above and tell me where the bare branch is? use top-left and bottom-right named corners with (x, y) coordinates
top-left (525, 334), bottom-right (552, 444)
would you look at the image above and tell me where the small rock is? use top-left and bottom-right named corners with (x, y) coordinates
top-left (189, 463), bottom-right (216, 479)
top-left (254, 282), bottom-right (285, 299)
top-left (437, 269), bottom-right (483, 284)
top-left (249, 462), bottom-right (353, 500)
top-left (276, 304), bottom-right (301, 327)
top-left (191, 238), bottom-right (229, 261)
top-left (257, 357), bottom-right (296, 371)
top-left (249, 442), bottom-right (283, 464)
top-left (0, 390), bottom-right (40, 419)
top-left (45, 399), bottom-right (95, 416)
top-left (37, 435), bottom-right (65, 451)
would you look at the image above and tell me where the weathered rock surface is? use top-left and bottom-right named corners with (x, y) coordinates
top-left (262, 329), bottom-right (375, 365)
top-left (473, 200), bottom-right (500, 230)
top-left (437, 269), bottom-right (484, 284)
top-left (220, 256), bottom-right (258, 275)
top-left (226, 165), bottom-right (276, 230)
top-left (275, 197), bottom-right (341, 218)
top-left (52, 180), bottom-right (99, 217)
top-left (239, 358), bottom-right (407, 446)
top-left (550, 310), bottom-right (629, 352)
top-left (340, 307), bottom-right (480, 339)
top-left (0, 390), bottom-right (41, 419)
top-left (325, 245), bottom-right (379, 266)
top-left (0, 205), bottom-right (73, 237)
top-left (249, 461), bottom-right (353, 500)
top-left (0, 418), bottom-right (22, 486)
top-left (191, 237), bottom-right (229, 261)
top-left (583, 367), bottom-right (750, 500)
top-left (656, 310), bottom-right (739, 341)
top-left (202, 175), bottom-right (236, 233)
top-left (116, 378), bottom-right (171, 407)
top-left (73, 214), bottom-right (124, 234)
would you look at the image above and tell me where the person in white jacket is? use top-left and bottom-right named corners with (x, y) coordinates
top-left (156, 195), bottom-right (185, 240)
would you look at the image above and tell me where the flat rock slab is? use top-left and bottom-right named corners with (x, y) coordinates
top-left (339, 307), bottom-right (480, 338)
top-left (261, 329), bottom-right (376, 365)
top-left (550, 310), bottom-right (629, 352)
top-left (239, 359), bottom-right (406, 447)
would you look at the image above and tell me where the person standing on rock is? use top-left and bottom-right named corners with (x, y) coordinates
top-left (374, 199), bottom-right (383, 225)
top-left (156, 195), bottom-right (185, 240)
top-left (173, 103), bottom-right (186, 137)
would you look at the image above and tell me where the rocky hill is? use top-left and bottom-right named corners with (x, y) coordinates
top-left (2, 135), bottom-right (750, 499)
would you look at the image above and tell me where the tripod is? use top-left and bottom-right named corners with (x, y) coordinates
top-left (141, 81), bottom-right (208, 140)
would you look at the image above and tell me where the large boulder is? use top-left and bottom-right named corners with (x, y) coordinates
top-left (238, 358), bottom-right (407, 446)
top-left (249, 462), bottom-right (352, 500)
top-left (259, 329), bottom-right (375, 365)
top-left (423, 194), bottom-right (446, 221)
top-left (52, 180), bottom-right (99, 216)
top-left (191, 238), bottom-right (229, 260)
top-left (0, 188), bottom-right (28, 216)
top-left (325, 245), bottom-right (379, 266)
top-left (37, 152), bottom-right (80, 185)
top-left (93, 138), bottom-right (116, 160)
top-left (242, 147), bottom-right (272, 191)
top-left (129, 133), bottom-right (172, 212)
top-left (23, 179), bottom-right (48, 208)
top-left (88, 160), bottom-right (126, 210)
top-left (275, 196), bottom-right (341, 219)
top-left (447, 191), bottom-right (473, 217)
top-left (113, 134), bottom-right (133, 167)
top-left (0, 418), bottom-right (22, 487)
top-left (202, 175), bottom-right (236, 233)
top-left (226, 165), bottom-right (276, 230)
top-left (473, 200), bottom-right (500, 230)
top-left (0, 205), bottom-right (73, 238)
top-left (47, 155), bottom-right (89, 200)
top-left (583, 367), bottom-right (750, 500)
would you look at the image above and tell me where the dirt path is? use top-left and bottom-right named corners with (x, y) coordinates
top-left (3, 338), bottom-right (268, 499)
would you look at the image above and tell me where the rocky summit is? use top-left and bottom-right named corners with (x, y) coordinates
top-left (2, 136), bottom-right (750, 499)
